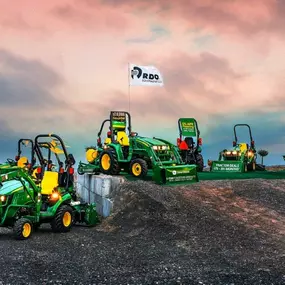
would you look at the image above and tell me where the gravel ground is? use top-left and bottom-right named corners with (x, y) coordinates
top-left (1, 178), bottom-right (285, 285)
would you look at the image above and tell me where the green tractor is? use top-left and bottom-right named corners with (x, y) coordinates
top-left (0, 134), bottom-right (99, 240)
top-left (176, 118), bottom-right (204, 172)
top-left (0, 139), bottom-right (37, 172)
top-left (77, 111), bottom-right (198, 184)
top-left (209, 124), bottom-right (257, 172)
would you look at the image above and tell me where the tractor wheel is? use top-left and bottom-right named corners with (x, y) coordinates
top-left (196, 154), bottom-right (204, 172)
top-left (13, 218), bottom-right (33, 240)
top-left (246, 162), bottom-right (256, 172)
top-left (129, 158), bottom-right (148, 178)
top-left (51, 205), bottom-right (74, 233)
top-left (99, 149), bottom-right (120, 175)
top-left (77, 165), bottom-right (84, 175)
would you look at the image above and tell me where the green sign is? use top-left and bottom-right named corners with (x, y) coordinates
top-left (111, 111), bottom-right (126, 129)
top-left (211, 161), bottom-right (243, 172)
top-left (180, 118), bottom-right (197, 137)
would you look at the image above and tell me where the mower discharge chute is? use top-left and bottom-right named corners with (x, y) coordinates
top-left (77, 111), bottom-right (198, 185)
top-left (209, 124), bottom-right (257, 172)
top-left (177, 118), bottom-right (204, 172)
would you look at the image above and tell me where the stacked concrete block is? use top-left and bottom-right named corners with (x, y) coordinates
top-left (75, 173), bottom-right (124, 218)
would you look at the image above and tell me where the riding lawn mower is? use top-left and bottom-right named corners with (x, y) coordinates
top-left (77, 111), bottom-right (198, 185)
top-left (0, 134), bottom-right (99, 240)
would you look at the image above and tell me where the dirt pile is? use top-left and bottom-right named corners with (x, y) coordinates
top-left (97, 178), bottom-right (285, 284)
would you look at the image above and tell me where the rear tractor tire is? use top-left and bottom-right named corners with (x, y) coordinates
top-left (51, 205), bottom-right (74, 233)
top-left (196, 154), bottom-right (204, 172)
top-left (129, 158), bottom-right (148, 178)
top-left (13, 218), bottom-right (33, 240)
top-left (246, 162), bottom-right (256, 172)
top-left (99, 149), bottom-right (120, 175)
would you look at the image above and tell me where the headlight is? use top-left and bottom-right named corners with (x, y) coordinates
top-left (232, 151), bottom-right (237, 155)
top-left (226, 151), bottom-right (231, 155)
top-left (0, 195), bottom-right (6, 202)
top-left (153, 145), bottom-right (168, 151)
top-left (50, 192), bottom-right (61, 201)
top-left (248, 151), bottom-right (252, 156)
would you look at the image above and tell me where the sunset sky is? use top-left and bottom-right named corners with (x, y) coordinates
top-left (1, 0), bottom-right (285, 165)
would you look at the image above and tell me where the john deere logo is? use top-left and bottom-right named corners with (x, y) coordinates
top-left (131, 66), bottom-right (142, 79)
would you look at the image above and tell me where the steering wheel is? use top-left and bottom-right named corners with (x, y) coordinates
top-left (7, 158), bottom-right (16, 165)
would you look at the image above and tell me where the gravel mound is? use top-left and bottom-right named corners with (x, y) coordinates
top-left (1, 178), bottom-right (285, 284)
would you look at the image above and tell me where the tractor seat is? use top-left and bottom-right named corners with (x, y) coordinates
top-left (17, 156), bottom-right (28, 168)
top-left (239, 143), bottom-right (248, 152)
top-left (184, 137), bottom-right (194, 148)
top-left (41, 171), bottom-right (59, 195)
top-left (104, 137), bottom-right (111, 144)
top-left (117, 131), bottom-right (130, 146)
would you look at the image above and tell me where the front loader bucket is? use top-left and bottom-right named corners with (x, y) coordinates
top-left (210, 161), bottom-right (244, 172)
top-left (152, 164), bottom-right (198, 185)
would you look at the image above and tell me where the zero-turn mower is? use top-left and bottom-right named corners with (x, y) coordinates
top-left (77, 111), bottom-right (198, 185)
top-left (0, 134), bottom-right (99, 240)
top-left (209, 124), bottom-right (257, 172)
top-left (176, 118), bottom-right (204, 172)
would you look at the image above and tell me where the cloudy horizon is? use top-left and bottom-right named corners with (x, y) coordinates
top-left (1, 0), bottom-right (284, 166)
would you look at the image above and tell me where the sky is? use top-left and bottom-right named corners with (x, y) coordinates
top-left (0, 0), bottom-right (285, 166)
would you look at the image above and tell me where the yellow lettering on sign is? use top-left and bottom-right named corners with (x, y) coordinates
top-left (182, 122), bottom-right (194, 127)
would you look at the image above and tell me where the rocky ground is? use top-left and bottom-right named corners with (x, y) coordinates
top-left (1, 176), bottom-right (285, 284)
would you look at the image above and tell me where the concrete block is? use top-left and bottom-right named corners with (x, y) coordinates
top-left (94, 196), bottom-right (113, 218)
top-left (102, 198), bottom-right (113, 217)
top-left (75, 173), bottom-right (124, 217)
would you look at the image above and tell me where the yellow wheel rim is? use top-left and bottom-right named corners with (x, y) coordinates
top-left (101, 153), bottom-right (111, 170)
top-left (132, 163), bottom-right (142, 176)
top-left (63, 212), bottom-right (72, 227)
top-left (22, 223), bottom-right (31, 238)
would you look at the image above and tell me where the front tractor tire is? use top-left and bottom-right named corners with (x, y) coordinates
top-left (51, 205), bottom-right (74, 233)
top-left (13, 218), bottom-right (33, 240)
top-left (129, 158), bottom-right (148, 178)
top-left (99, 149), bottom-right (120, 175)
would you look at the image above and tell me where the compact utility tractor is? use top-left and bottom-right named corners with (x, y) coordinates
top-left (209, 124), bottom-right (257, 172)
top-left (77, 111), bottom-right (198, 184)
top-left (0, 134), bottom-right (99, 240)
top-left (1, 139), bottom-right (38, 174)
top-left (176, 118), bottom-right (204, 172)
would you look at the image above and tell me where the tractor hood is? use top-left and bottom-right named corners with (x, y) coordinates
top-left (136, 136), bottom-right (168, 146)
top-left (0, 180), bottom-right (23, 196)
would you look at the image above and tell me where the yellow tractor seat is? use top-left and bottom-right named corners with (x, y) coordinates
top-left (41, 171), bottom-right (59, 195)
top-left (17, 157), bottom-right (28, 168)
top-left (104, 138), bottom-right (111, 144)
top-left (239, 143), bottom-right (248, 153)
top-left (117, 131), bottom-right (129, 146)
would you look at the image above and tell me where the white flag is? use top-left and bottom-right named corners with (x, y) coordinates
top-left (129, 63), bottom-right (164, 86)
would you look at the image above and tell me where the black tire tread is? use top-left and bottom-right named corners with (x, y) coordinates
top-left (129, 158), bottom-right (148, 178)
top-left (196, 153), bottom-right (204, 172)
top-left (99, 148), bottom-right (120, 175)
top-left (13, 218), bottom-right (32, 240)
top-left (51, 205), bottom-right (73, 233)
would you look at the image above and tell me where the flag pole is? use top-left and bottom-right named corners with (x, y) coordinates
top-left (128, 62), bottom-right (131, 113)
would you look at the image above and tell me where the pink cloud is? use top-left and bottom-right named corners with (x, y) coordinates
top-left (98, 0), bottom-right (285, 39)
